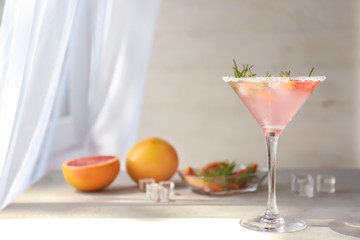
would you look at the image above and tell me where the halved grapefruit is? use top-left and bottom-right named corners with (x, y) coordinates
top-left (62, 155), bottom-right (120, 192)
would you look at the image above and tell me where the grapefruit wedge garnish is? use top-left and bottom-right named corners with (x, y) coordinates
top-left (294, 81), bottom-right (319, 92)
top-left (183, 166), bottom-right (197, 176)
top-left (200, 161), bottom-right (228, 175)
top-left (62, 155), bottom-right (120, 192)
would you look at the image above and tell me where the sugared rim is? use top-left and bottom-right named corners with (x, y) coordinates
top-left (223, 76), bottom-right (326, 83)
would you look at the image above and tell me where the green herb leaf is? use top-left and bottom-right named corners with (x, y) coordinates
top-left (281, 70), bottom-right (291, 77)
top-left (232, 60), bottom-right (256, 78)
top-left (200, 161), bottom-right (236, 177)
top-left (232, 59), bottom-right (240, 78)
top-left (308, 67), bottom-right (314, 77)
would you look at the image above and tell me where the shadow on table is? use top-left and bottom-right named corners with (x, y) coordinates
top-left (329, 217), bottom-right (360, 238)
top-left (74, 179), bottom-right (186, 196)
top-left (79, 185), bottom-right (139, 195)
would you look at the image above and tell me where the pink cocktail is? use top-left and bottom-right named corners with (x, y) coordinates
top-left (226, 77), bottom-right (320, 135)
top-left (223, 75), bottom-right (325, 232)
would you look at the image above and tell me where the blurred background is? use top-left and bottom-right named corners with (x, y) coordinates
top-left (138, 0), bottom-right (360, 169)
top-left (0, 0), bottom-right (358, 170)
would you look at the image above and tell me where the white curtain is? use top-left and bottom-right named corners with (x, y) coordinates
top-left (0, 0), bottom-right (160, 210)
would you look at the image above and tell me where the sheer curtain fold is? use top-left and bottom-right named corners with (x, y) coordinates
top-left (0, 0), bottom-right (160, 210)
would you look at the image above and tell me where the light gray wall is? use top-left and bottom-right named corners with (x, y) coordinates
top-left (139, 0), bottom-right (360, 170)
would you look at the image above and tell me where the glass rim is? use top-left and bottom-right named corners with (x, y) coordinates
top-left (223, 76), bottom-right (326, 83)
top-left (178, 169), bottom-right (264, 179)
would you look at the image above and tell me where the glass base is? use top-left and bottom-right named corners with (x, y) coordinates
top-left (240, 216), bottom-right (307, 233)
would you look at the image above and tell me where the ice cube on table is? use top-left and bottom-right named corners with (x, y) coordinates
top-left (145, 183), bottom-right (169, 202)
top-left (138, 178), bottom-right (155, 192)
top-left (316, 174), bottom-right (336, 193)
top-left (145, 183), bottom-right (156, 199)
top-left (291, 173), bottom-right (314, 198)
top-left (159, 181), bottom-right (175, 197)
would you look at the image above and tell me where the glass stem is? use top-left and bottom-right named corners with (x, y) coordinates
top-left (264, 131), bottom-right (280, 219)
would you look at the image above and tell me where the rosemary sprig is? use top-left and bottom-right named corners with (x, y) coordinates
top-left (233, 59), bottom-right (256, 78)
top-left (233, 59), bottom-right (240, 78)
top-left (281, 70), bottom-right (291, 77)
top-left (308, 67), bottom-right (314, 77)
top-left (248, 65), bottom-right (255, 77)
top-left (231, 60), bottom-right (317, 78)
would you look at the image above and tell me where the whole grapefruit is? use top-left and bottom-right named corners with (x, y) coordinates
top-left (126, 137), bottom-right (178, 183)
top-left (62, 155), bottom-right (120, 192)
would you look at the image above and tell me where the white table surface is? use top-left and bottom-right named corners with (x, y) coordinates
top-left (0, 169), bottom-right (359, 240)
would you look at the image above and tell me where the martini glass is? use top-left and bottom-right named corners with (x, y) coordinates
top-left (223, 75), bottom-right (326, 232)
